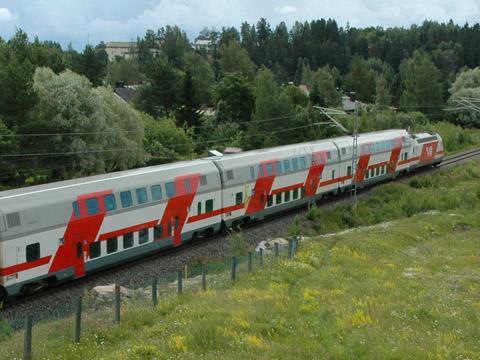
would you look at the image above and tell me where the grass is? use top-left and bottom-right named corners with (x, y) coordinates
top-left (1, 162), bottom-right (480, 359)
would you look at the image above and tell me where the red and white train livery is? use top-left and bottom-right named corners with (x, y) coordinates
top-left (0, 129), bottom-right (443, 300)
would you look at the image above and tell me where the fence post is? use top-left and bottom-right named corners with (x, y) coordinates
top-left (259, 248), bottom-right (264, 267)
top-left (23, 314), bottom-right (32, 360)
top-left (274, 242), bottom-right (279, 258)
top-left (288, 238), bottom-right (293, 260)
top-left (74, 297), bottom-right (82, 343)
top-left (114, 283), bottom-right (121, 323)
top-left (201, 263), bottom-right (207, 291)
top-left (231, 256), bottom-right (237, 283)
top-left (177, 270), bottom-right (183, 294)
top-left (293, 236), bottom-right (299, 257)
top-left (152, 277), bottom-right (158, 307)
top-left (248, 251), bottom-right (253, 273)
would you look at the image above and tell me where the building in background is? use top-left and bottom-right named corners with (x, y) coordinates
top-left (105, 41), bottom-right (161, 61)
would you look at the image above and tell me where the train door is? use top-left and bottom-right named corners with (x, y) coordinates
top-left (3, 245), bottom-right (19, 270)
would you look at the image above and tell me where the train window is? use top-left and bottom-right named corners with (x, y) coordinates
top-left (283, 160), bottom-right (291, 173)
top-left (206, 199), bottom-right (214, 213)
top-left (174, 216), bottom-right (180, 229)
top-left (154, 225), bottom-right (163, 240)
top-left (266, 163), bottom-right (273, 176)
top-left (292, 158), bottom-right (299, 171)
top-left (197, 201), bottom-right (202, 215)
top-left (258, 165), bottom-right (264, 177)
top-left (376, 167), bottom-right (380, 176)
top-left (250, 167), bottom-right (255, 180)
top-left (260, 194), bottom-right (264, 204)
top-left (26, 243), bottom-right (40, 262)
top-left (76, 242), bottom-right (82, 258)
top-left (121, 191), bottom-right (133, 208)
top-left (327, 152), bottom-right (332, 160)
top-left (370, 169), bottom-right (374, 178)
top-left (184, 179), bottom-right (191, 193)
top-left (236, 192), bottom-right (243, 205)
top-left (299, 157), bottom-right (307, 170)
top-left (86, 198), bottom-right (99, 215)
top-left (365, 170), bottom-right (369, 179)
top-left (332, 170), bottom-right (335, 179)
top-left (276, 193), bottom-right (282, 205)
top-left (301, 187), bottom-right (306, 198)
top-left (107, 237), bottom-right (118, 254)
top-left (104, 194), bottom-right (117, 211)
top-left (165, 182), bottom-right (176, 198)
top-left (200, 175), bottom-right (208, 186)
top-left (227, 170), bottom-right (234, 180)
top-left (123, 233), bottom-right (134, 249)
top-left (139, 229), bottom-right (149, 244)
top-left (136, 188), bottom-right (148, 204)
top-left (381, 166), bottom-right (386, 175)
top-left (151, 185), bottom-right (163, 201)
top-left (347, 166), bottom-right (352, 176)
top-left (72, 201), bottom-right (81, 218)
top-left (284, 191), bottom-right (291, 202)
top-left (276, 161), bottom-right (282, 175)
top-left (267, 195), bottom-right (273, 207)
top-left (405, 152), bottom-right (408, 160)
top-left (89, 242), bottom-right (101, 259)
top-left (293, 188), bottom-right (299, 200)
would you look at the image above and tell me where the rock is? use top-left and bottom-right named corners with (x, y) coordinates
top-left (255, 237), bottom-right (289, 253)
top-left (90, 284), bottom-right (136, 305)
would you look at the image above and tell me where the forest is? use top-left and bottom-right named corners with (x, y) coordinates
top-left (1, 18), bottom-right (480, 188)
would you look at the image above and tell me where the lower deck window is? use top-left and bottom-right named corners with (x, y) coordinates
top-left (235, 192), bottom-right (243, 205)
top-left (89, 242), bottom-right (101, 259)
top-left (267, 195), bottom-right (273, 207)
top-left (139, 228), bottom-right (149, 244)
top-left (26, 243), bottom-right (40, 262)
top-left (206, 199), bottom-right (214, 213)
top-left (284, 191), bottom-right (291, 202)
top-left (107, 237), bottom-right (118, 254)
top-left (276, 193), bottom-right (282, 205)
top-left (123, 233), bottom-right (134, 249)
top-left (293, 188), bottom-right (299, 200)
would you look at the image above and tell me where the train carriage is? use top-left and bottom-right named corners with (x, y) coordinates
top-left (0, 129), bottom-right (444, 300)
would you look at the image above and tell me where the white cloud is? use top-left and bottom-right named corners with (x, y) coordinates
top-left (0, 7), bottom-right (16, 22)
top-left (274, 5), bottom-right (298, 14)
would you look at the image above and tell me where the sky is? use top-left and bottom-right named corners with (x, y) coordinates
top-left (0, 0), bottom-right (479, 49)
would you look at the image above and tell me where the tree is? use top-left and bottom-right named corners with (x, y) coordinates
top-left (375, 76), bottom-right (391, 108)
top-left (140, 112), bottom-right (195, 163)
top-left (284, 85), bottom-right (309, 107)
top-left (175, 71), bottom-right (202, 130)
top-left (213, 73), bottom-right (254, 124)
top-left (136, 57), bottom-right (179, 117)
top-left (343, 55), bottom-right (377, 103)
top-left (245, 68), bottom-right (296, 148)
top-left (159, 25), bottom-right (192, 68)
top-left (107, 58), bottom-right (145, 86)
top-left (447, 67), bottom-right (480, 127)
top-left (25, 68), bottom-right (108, 179)
top-left (399, 51), bottom-right (443, 119)
top-left (93, 87), bottom-right (147, 171)
top-left (218, 41), bottom-right (256, 80)
top-left (0, 118), bottom-right (19, 184)
top-left (79, 45), bottom-right (107, 86)
top-left (183, 52), bottom-right (215, 104)
top-left (310, 66), bottom-right (341, 107)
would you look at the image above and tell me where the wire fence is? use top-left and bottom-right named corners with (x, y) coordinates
top-left (4, 237), bottom-right (300, 360)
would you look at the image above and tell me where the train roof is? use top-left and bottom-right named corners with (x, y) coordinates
top-left (0, 158), bottom-right (215, 202)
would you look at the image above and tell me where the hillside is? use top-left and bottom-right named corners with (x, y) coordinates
top-left (1, 162), bottom-right (479, 359)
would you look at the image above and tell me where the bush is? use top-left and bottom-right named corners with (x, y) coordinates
top-left (227, 231), bottom-right (248, 258)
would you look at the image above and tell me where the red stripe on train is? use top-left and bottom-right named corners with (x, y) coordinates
top-left (0, 256), bottom-right (52, 277)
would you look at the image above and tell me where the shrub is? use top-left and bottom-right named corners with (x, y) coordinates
top-left (227, 230), bottom-right (248, 257)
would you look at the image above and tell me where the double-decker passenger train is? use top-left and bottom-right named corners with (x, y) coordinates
top-left (0, 129), bottom-right (444, 300)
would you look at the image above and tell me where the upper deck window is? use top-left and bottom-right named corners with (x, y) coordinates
top-left (86, 198), bottom-right (99, 215)
top-left (165, 182), bottom-right (176, 197)
top-left (104, 194), bottom-right (117, 211)
top-left (120, 191), bottom-right (133, 208)
top-left (72, 202), bottom-right (80, 218)
top-left (136, 188), bottom-right (148, 204)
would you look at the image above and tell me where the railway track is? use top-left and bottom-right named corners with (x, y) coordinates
top-left (2, 147), bottom-right (480, 328)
